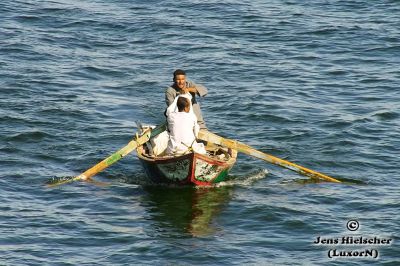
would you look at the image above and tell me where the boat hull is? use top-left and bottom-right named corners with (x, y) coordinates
top-left (137, 147), bottom-right (236, 186)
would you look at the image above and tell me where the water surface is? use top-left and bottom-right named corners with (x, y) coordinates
top-left (1, 0), bottom-right (399, 265)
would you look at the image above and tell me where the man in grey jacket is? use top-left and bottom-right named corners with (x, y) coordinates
top-left (165, 69), bottom-right (208, 129)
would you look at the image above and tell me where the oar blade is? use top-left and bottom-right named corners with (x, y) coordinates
top-left (46, 176), bottom-right (82, 187)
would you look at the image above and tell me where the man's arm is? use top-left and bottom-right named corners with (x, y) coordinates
top-left (165, 87), bottom-right (176, 106)
top-left (186, 81), bottom-right (208, 97)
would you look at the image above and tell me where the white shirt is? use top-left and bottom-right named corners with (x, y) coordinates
top-left (166, 94), bottom-right (207, 155)
top-left (166, 111), bottom-right (199, 155)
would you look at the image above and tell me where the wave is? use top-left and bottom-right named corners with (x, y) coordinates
top-left (5, 130), bottom-right (52, 142)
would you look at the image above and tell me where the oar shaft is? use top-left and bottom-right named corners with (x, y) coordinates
top-left (236, 142), bottom-right (340, 183)
top-left (48, 124), bottom-right (167, 187)
top-left (198, 130), bottom-right (341, 183)
top-left (77, 124), bottom-right (167, 181)
top-left (77, 139), bottom-right (139, 180)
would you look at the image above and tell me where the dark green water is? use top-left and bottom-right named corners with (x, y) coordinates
top-left (1, 0), bottom-right (399, 265)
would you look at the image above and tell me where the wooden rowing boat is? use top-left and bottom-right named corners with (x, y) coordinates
top-left (136, 127), bottom-right (237, 186)
top-left (48, 120), bottom-right (341, 187)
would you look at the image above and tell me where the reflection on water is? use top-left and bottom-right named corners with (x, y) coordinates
top-left (142, 186), bottom-right (233, 237)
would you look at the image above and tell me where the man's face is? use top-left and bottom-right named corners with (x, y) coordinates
top-left (174, 74), bottom-right (186, 90)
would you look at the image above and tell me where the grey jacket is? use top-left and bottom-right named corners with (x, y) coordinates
top-left (165, 81), bottom-right (208, 129)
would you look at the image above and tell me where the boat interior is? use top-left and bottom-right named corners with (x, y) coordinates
top-left (139, 140), bottom-right (236, 161)
top-left (136, 125), bottom-right (236, 161)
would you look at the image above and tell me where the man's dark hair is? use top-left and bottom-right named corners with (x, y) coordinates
top-left (177, 96), bottom-right (190, 112)
top-left (173, 69), bottom-right (186, 80)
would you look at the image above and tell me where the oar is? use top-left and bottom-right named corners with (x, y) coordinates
top-left (48, 124), bottom-right (167, 187)
top-left (198, 130), bottom-right (341, 183)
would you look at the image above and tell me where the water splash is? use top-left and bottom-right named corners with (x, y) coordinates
top-left (213, 168), bottom-right (269, 188)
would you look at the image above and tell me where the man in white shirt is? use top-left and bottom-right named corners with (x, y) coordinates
top-left (166, 96), bottom-right (206, 155)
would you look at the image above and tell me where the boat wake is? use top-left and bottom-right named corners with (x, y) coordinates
top-left (118, 168), bottom-right (269, 188)
top-left (213, 168), bottom-right (269, 188)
